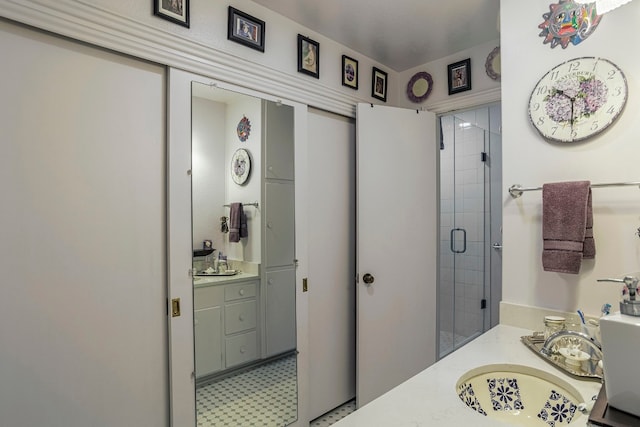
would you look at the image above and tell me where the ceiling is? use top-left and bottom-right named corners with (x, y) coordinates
top-left (251, 0), bottom-right (501, 72)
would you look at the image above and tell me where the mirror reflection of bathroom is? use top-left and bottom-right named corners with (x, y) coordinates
top-left (191, 81), bottom-right (297, 426)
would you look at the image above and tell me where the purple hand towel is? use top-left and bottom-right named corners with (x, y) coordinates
top-left (542, 181), bottom-right (595, 274)
top-left (229, 202), bottom-right (248, 243)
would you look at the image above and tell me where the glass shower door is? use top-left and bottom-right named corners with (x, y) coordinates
top-left (438, 111), bottom-right (492, 358)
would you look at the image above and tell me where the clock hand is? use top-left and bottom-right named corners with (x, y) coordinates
top-left (569, 98), bottom-right (576, 131)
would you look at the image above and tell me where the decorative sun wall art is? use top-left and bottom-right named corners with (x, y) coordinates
top-left (538, 0), bottom-right (602, 49)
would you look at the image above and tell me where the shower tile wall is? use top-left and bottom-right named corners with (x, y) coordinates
top-left (439, 110), bottom-right (488, 353)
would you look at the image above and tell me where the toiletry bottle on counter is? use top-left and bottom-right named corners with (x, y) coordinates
top-left (218, 255), bottom-right (228, 273)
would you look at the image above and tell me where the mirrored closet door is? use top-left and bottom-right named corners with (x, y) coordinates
top-left (190, 82), bottom-right (298, 427)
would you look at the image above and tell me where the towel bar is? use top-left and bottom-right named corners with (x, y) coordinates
top-left (509, 182), bottom-right (640, 198)
top-left (223, 202), bottom-right (259, 208)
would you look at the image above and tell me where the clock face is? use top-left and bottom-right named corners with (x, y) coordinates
top-left (528, 57), bottom-right (627, 143)
top-left (230, 148), bottom-right (251, 185)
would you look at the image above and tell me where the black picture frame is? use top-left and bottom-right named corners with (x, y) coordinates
top-left (342, 55), bottom-right (359, 90)
top-left (227, 7), bottom-right (265, 52)
top-left (153, 0), bottom-right (189, 28)
top-left (448, 58), bottom-right (472, 95)
top-left (371, 67), bottom-right (388, 102)
top-left (297, 35), bottom-right (320, 79)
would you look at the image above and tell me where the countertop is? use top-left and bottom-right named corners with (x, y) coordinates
top-left (332, 324), bottom-right (602, 427)
top-left (193, 271), bottom-right (259, 287)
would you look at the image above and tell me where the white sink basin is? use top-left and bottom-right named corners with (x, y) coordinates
top-left (456, 364), bottom-right (584, 426)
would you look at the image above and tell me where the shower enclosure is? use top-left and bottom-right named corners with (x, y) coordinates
top-left (438, 103), bottom-right (502, 359)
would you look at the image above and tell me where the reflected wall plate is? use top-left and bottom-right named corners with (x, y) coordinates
top-left (237, 116), bottom-right (251, 141)
top-left (485, 46), bottom-right (501, 81)
top-left (406, 71), bottom-right (433, 103)
top-left (231, 148), bottom-right (251, 185)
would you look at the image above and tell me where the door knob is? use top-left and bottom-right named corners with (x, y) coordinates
top-left (362, 273), bottom-right (375, 285)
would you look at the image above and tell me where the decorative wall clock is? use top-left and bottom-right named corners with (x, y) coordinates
top-left (236, 116), bottom-right (251, 142)
top-left (231, 148), bottom-right (251, 185)
top-left (406, 71), bottom-right (433, 103)
top-left (538, 1), bottom-right (602, 49)
top-left (528, 57), bottom-right (627, 143)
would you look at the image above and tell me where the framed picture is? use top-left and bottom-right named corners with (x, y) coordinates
top-left (297, 35), bottom-right (320, 78)
top-left (153, 0), bottom-right (189, 28)
top-left (228, 7), bottom-right (265, 52)
top-left (342, 55), bottom-right (359, 89)
top-left (371, 67), bottom-right (388, 102)
top-left (448, 58), bottom-right (472, 95)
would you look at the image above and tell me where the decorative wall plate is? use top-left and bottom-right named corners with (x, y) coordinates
top-left (236, 116), bottom-right (251, 142)
top-left (538, 1), bottom-right (602, 49)
top-left (528, 57), bottom-right (627, 143)
top-left (231, 148), bottom-right (251, 185)
top-left (485, 46), bottom-right (501, 81)
top-left (406, 71), bottom-right (433, 103)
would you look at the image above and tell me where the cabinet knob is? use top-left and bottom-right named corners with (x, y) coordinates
top-left (240, 346), bottom-right (246, 354)
top-left (239, 289), bottom-right (245, 296)
top-left (268, 278), bottom-right (274, 285)
top-left (267, 222), bottom-right (273, 229)
top-left (239, 314), bottom-right (245, 321)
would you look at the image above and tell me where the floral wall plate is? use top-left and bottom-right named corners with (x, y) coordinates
top-left (485, 46), bottom-right (501, 81)
top-left (236, 116), bottom-right (251, 142)
top-left (406, 71), bottom-right (433, 103)
top-left (231, 148), bottom-right (251, 185)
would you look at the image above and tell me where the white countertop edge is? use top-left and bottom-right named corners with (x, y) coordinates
top-left (332, 324), bottom-right (602, 427)
top-left (193, 272), bottom-right (259, 287)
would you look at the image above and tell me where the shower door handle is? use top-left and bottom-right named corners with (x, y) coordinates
top-left (450, 228), bottom-right (467, 254)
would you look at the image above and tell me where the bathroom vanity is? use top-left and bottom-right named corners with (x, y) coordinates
top-left (331, 324), bottom-right (602, 426)
top-left (194, 273), bottom-right (261, 378)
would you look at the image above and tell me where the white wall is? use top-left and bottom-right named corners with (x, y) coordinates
top-left (225, 96), bottom-right (262, 262)
top-left (192, 97), bottom-right (226, 251)
top-left (397, 38), bottom-right (501, 110)
top-left (83, 0), bottom-right (393, 105)
top-left (501, 0), bottom-right (640, 318)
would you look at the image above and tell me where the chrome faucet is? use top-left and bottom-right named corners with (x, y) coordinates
top-left (540, 330), bottom-right (603, 360)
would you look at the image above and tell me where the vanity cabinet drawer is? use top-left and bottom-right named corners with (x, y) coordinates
top-left (225, 300), bottom-right (257, 334)
top-left (225, 281), bottom-right (257, 302)
top-left (225, 331), bottom-right (257, 368)
top-left (194, 286), bottom-right (224, 310)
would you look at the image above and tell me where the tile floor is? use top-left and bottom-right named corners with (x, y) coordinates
top-left (309, 400), bottom-right (356, 427)
top-left (197, 355), bottom-right (297, 426)
top-left (196, 353), bottom-right (356, 426)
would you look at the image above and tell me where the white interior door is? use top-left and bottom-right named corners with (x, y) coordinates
top-left (308, 108), bottom-right (356, 419)
top-left (356, 103), bottom-right (438, 407)
top-left (1, 20), bottom-right (167, 426)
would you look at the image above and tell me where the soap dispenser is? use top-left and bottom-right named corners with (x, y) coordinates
top-left (597, 275), bottom-right (640, 316)
top-left (597, 275), bottom-right (640, 418)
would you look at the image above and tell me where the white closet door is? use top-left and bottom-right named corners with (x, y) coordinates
top-left (0, 20), bottom-right (166, 427)
top-left (356, 103), bottom-right (438, 407)
top-left (308, 108), bottom-right (356, 420)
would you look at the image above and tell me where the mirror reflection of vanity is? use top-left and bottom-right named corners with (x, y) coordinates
top-left (191, 82), bottom-right (297, 426)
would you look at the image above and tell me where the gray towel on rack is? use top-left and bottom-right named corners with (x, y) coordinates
top-left (229, 203), bottom-right (248, 243)
top-left (542, 181), bottom-right (595, 274)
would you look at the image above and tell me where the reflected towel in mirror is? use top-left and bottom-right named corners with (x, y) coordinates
top-left (229, 202), bottom-right (248, 242)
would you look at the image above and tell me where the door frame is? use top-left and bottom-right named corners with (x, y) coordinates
top-left (167, 68), bottom-right (309, 426)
